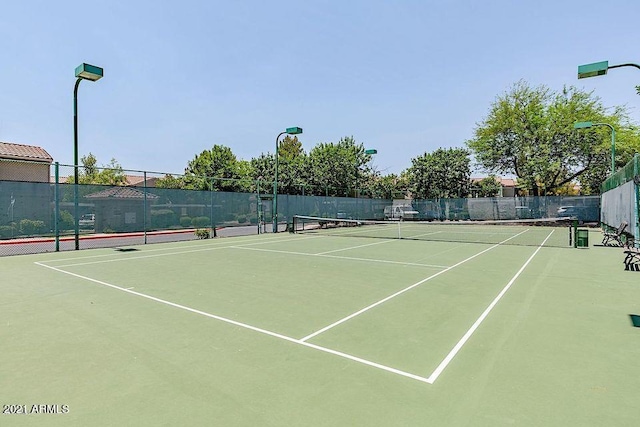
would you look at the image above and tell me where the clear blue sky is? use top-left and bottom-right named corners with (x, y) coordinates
top-left (1, 0), bottom-right (639, 176)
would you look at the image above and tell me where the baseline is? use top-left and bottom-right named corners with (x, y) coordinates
top-left (43, 235), bottom-right (319, 269)
top-left (40, 233), bottom-right (288, 265)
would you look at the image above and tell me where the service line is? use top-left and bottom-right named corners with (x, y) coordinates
top-left (427, 230), bottom-right (555, 383)
top-left (298, 229), bottom-right (530, 342)
top-left (34, 261), bottom-right (432, 384)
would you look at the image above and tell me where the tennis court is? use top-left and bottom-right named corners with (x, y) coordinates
top-left (2, 225), bottom-right (639, 426)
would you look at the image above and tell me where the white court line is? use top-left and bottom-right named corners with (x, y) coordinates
top-left (314, 230), bottom-right (444, 255)
top-left (47, 235), bottom-right (318, 268)
top-left (231, 246), bottom-right (449, 269)
top-left (34, 261), bottom-right (432, 384)
top-left (426, 230), bottom-right (555, 383)
top-left (40, 233), bottom-right (289, 264)
top-left (315, 239), bottom-right (394, 255)
top-left (299, 229), bottom-right (530, 342)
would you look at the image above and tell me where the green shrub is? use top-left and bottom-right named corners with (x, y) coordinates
top-left (179, 216), bottom-right (192, 228)
top-left (192, 216), bottom-right (210, 228)
top-left (195, 228), bottom-right (210, 239)
top-left (151, 209), bottom-right (177, 229)
top-left (59, 210), bottom-right (74, 230)
top-left (248, 215), bottom-right (258, 225)
top-left (237, 215), bottom-right (247, 224)
top-left (223, 213), bottom-right (235, 222)
top-left (0, 225), bottom-right (17, 238)
top-left (19, 219), bottom-right (46, 235)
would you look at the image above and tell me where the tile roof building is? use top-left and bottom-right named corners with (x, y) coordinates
top-left (0, 142), bottom-right (53, 183)
top-left (0, 141), bottom-right (53, 163)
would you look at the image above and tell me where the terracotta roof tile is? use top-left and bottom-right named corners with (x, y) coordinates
top-left (0, 142), bottom-right (53, 162)
top-left (85, 187), bottom-right (159, 199)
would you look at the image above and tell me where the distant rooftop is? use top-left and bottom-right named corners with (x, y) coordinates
top-left (85, 187), bottom-right (159, 200)
top-left (471, 177), bottom-right (517, 187)
top-left (0, 141), bottom-right (53, 163)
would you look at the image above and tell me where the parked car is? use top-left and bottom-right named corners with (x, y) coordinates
top-left (556, 206), bottom-right (598, 222)
top-left (384, 205), bottom-right (419, 221)
top-left (78, 213), bottom-right (95, 228)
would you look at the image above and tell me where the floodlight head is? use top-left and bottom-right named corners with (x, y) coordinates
top-left (75, 63), bottom-right (104, 81)
top-left (285, 127), bottom-right (303, 135)
top-left (574, 121), bottom-right (594, 129)
top-left (577, 61), bottom-right (608, 79)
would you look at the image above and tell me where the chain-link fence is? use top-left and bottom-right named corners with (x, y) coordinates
top-left (600, 153), bottom-right (640, 243)
top-left (0, 159), bottom-right (602, 256)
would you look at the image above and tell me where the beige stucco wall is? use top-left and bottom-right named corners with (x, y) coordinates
top-left (0, 160), bottom-right (51, 183)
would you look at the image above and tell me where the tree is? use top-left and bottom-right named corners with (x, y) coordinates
top-left (69, 153), bottom-right (126, 186)
top-left (364, 173), bottom-right (409, 199)
top-left (408, 148), bottom-right (471, 198)
top-left (476, 175), bottom-right (502, 197)
top-left (182, 145), bottom-right (244, 191)
top-left (155, 174), bottom-right (184, 189)
top-left (577, 126), bottom-right (640, 194)
top-left (467, 81), bottom-right (639, 195)
top-left (275, 136), bottom-right (307, 195)
top-left (305, 136), bottom-right (373, 196)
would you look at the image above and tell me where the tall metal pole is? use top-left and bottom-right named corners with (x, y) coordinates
top-left (54, 162), bottom-right (60, 252)
top-left (273, 131), bottom-right (285, 233)
top-left (143, 171), bottom-right (148, 244)
top-left (73, 77), bottom-right (82, 250)
top-left (610, 127), bottom-right (616, 176)
top-left (256, 178), bottom-right (261, 235)
top-left (593, 123), bottom-right (616, 175)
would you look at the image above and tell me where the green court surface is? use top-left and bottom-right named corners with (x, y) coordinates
top-left (1, 228), bottom-right (639, 426)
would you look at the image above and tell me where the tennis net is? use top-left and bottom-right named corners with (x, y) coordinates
top-left (291, 215), bottom-right (575, 248)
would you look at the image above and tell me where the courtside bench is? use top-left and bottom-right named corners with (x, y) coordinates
top-left (623, 246), bottom-right (640, 271)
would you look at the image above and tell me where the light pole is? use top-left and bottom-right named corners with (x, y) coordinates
top-left (73, 63), bottom-right (103, 250)
top-left (273, 127), bottom-right (303, 233)
top-left (574, 121), bottom-right (616, 175)
top-left (354, 149), bottom-right (377, 219)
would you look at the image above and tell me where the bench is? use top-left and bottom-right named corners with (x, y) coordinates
top-left (624, 247), bottom-right (640, 271)
top-left (602, 221), bottom-right (628, 246)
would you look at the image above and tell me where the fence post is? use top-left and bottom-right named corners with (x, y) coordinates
top-left (256, 179), bottom-right (261, 235)
top-left (210, 177), bottom-right (217, 238)
top-left (54, 162), bottom-right (60, 252)
top-left (143, 171), bottom-right (147, 245)
top-left (635, 154), bottom-right (640, 246)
